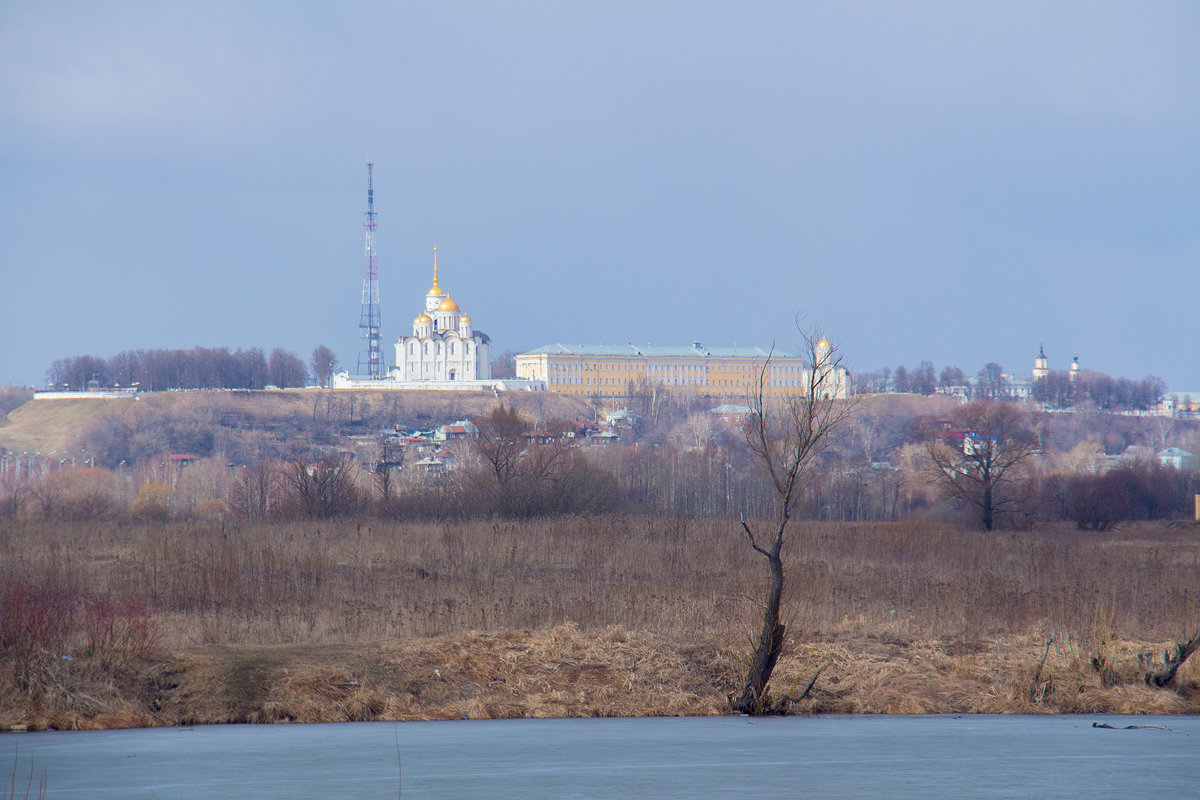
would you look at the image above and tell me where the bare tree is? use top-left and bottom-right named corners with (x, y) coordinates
top-left (268, 348), bottom-right (308, 388)
top-left (976, 362), bottom-right (1007, 399)
top-left (733, 329), bottom-right (856, 715)
top-left (374, 438), bottom-right (397, 502)
top-left (912, 360), bottom-right (937, 396)
top-left (232, 459), bottom-right (277, 522)
top-left (923, 399), bottom-right (1037, 531)
top-left (282, 454), bottom-right (359, 517)
top-left (489, 349), bottom-right (519, 379)
top-left (1154, 415), bottom-right (1176, 451)
top-left (311, 345), bottom-right (339, 389)
top-left (0, 387), bottom-right (33, 416)
top-left (472, 406), bottom-right (530, 487)
top-left (0, 469), bottom-right (27, 519)
top-left (469, 407), bottom-right (577, 517)
top-left (939, 365), bottom-right (966, 389)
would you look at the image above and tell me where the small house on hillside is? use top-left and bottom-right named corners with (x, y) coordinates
top-left (1120, 445), bottom-right (1155, 465)
top-left (709, 404), bottom-right (753, 425)
top-left (1158, 447), bottom-right (1195, 469)
top-left (589, 430), bottom-right (621, 446)
top-left (603, 409), bottom-right (641, 428)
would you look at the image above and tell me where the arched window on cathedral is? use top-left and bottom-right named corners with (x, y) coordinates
top-left (450, 342), bottom-right (456, 355)
top-left (409, 343), bottom-right (415, 355)
top-left (425, 342), bottom-right (431, 354)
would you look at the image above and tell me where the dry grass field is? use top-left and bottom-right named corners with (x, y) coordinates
top-left (3, 515), bottom-right (1198, 728)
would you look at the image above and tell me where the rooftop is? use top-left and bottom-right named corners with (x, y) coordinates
top-left (519, 343), bottom-right (796, 359)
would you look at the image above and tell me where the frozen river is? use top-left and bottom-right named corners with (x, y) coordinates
top-left (3, 714), bottom-right (1197, 799)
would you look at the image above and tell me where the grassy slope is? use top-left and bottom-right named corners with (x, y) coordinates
top-left (0, 398), bottom-right (134, 454)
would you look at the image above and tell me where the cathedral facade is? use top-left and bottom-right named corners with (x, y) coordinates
top-left (391, 248), bottom-right (492, 383)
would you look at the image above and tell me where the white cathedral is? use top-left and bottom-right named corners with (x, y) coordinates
top-left (391, 248), bottom-right (492, 382)
top-left (331, 247), bottom-right (543, 391)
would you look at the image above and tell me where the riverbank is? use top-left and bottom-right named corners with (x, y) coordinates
top-left (5, 624), bottom-right (1197, 730)
top-left (3, 516), bottom-right (1198, 729)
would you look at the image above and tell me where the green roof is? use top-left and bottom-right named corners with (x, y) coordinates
top-left (519, 343), bottom-right (797, 359)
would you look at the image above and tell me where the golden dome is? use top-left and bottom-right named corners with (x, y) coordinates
top-left (414, 313), bottom-right (432, 324)
top-left (817, 338), bottom-right (830, 348)
top-left (460, 314), bottom-right (472, 323)
top-left (438, 297), bottom-right (460, 312)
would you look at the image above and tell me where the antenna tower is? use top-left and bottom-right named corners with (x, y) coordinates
top-left (357, 162), bottom-right (383, 377)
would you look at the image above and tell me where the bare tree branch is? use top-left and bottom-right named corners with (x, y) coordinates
top-left (1146, 625), bottom-right (1200, 688)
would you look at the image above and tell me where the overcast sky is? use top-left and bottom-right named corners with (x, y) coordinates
top-left (2, 1), bottom-right (1197, 389)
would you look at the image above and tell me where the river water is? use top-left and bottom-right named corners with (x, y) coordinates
top-left (3, 715), bottom-right (1196, 799)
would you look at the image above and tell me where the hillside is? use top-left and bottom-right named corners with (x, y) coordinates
top-left (0, 397), bottom-right (134, 454)
top-left (0, 388), bottom-right (600, 463)
top-left (7, 387), bottom-right (1194, 470)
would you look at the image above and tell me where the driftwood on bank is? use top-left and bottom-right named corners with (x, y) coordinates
top-left (769, 662), bottom-right (828, 714)
top-left (1144, 626), bottom-right (1200, 688)
top-left (1028, 635), bottom-right (1055, 703)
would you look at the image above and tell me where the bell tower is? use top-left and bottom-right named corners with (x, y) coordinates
top-left (1032, 342), bottom-right (1049, 381)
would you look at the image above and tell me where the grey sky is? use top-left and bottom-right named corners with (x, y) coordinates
top-left (2, 1), bottom-right (1197, 388)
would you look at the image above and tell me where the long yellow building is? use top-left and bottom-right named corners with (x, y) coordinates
top-left (514, 341), bottom-right (852, 399)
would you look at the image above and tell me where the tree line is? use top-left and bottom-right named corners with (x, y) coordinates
top-left (1032, 370), bottom-right (1166, 411)
top-left (46, 345), bottom-right (341, 391)
top-left (856, 359), bottom-right (1167, 411)
top-left (15, 395), bottom-right (1197, 529)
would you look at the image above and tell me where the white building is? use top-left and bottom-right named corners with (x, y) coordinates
top-left (331, 248), bottom-right (543, 392)
top-left (392, 248), bottom-right (491, 383)
top-left (1032, 343), bottom-right (1049, 381)
top-left (1158, 447), bottom-right (1194, 469)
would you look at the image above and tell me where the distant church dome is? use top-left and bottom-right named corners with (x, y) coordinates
top-left (438, 297), bottom-right (460, 312)
top-left (414, 313), bottom-right (432, 324)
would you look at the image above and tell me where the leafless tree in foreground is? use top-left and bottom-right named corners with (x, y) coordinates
top-left (733, 329), bottom-right (857, 715)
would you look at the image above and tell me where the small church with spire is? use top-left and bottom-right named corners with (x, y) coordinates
top-left (391, 247), bottom-right (492, 383)
top-left (1031, 342), bottom-right (1081, 383)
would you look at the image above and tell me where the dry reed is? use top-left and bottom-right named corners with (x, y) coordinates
top-left (3, 515), bottom-right (1197, 726)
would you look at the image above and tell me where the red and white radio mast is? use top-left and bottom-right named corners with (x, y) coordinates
top-left (357, 162), bottom-right (383, 377)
